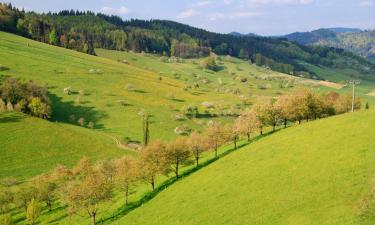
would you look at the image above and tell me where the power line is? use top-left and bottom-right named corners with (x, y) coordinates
top-left (348, 80), bottom-right (360, 113)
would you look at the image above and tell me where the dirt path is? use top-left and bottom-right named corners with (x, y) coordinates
top-left (104, 134), bottom-right (139, 152)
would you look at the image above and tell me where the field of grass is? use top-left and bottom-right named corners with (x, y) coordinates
top-left (0, 112), bottom-right (129, 179)
top-left (1, 30), bottom-right (373, 179)
top-left (1, 31), bottom-right (286, 144)
top-left (116, 111), bottom-right (375, 225)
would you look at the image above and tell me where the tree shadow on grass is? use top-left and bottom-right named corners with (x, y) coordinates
top-left (99, 130), bottom-right (280, 225)
top-left (49, 94), bottom-right (108, 130)
top-left (0, 113), bottom-right (23, 123)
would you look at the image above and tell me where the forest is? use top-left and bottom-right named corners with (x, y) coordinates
top-left (1, 3), bottom-right (374, 77)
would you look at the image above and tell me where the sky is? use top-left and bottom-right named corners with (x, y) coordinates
top-left (4, 0), bottom-right (375, 35)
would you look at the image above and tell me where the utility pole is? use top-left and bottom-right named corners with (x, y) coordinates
top-left (348, 80), bottom-right (360, 112)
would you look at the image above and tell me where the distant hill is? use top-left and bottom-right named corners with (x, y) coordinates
top-left (229, 32), bottom-right (259, 37)
top-left (327, 27), bottom-right (362, 33)
top-left (1, 3), bottom-right (374, 77)
top-left (284, 28), bottom-right (375, 61)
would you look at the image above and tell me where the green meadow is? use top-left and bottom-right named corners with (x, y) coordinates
top-left (1, 29), bottom-right (375, 225)
top-left (0, 112), bottom-right (128, 179)
top-left (117, 111), bottom-right (375, 225)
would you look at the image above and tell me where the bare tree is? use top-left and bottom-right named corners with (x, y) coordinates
top-left (115, 156), bottom-right (138, 205)
top-left (166, 137), bottom-right (192, 178)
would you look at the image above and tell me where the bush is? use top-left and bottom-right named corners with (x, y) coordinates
top-left (0, 98), bottom-right (5, 112)
top-left (78, 117), bottom-right (85, 126)
top-left (87, 121), bottom-right (94, 129)
top-left (0, 78), bottom-right (51, 118)
top-left (174, 124), bottom-right (191, 135)
top-left (181, 105), bottom-right (199, 119)
top-left (28, 97), bottom-right (51, 119)
top-left (63, 87), bottom-right (72, 95)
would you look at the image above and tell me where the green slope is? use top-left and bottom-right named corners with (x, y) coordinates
top-left (0, 113), bottom-right (128, 179)
top-left (0, 31), bottom-right (241, 142)
top-left (117, 111), bottom-right (375, 225)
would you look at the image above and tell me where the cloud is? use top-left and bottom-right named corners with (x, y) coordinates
top-left (207, 11), bottom-right (263, 20)
top-left (223, 0), bottom-right (234, 4)
top-left (360, 0), bottom-right (375, 6)
top-left (100, 6), bottom-right (129, 15)
top-left (177, 9), bottom-right (199, 19)
top-left (193, 1), bottom-right (214, 7)
top-left (246, 0), bottom-right (313, 5)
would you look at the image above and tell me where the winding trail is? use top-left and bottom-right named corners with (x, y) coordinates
top-left (104, 133), bottom-right (139, 152)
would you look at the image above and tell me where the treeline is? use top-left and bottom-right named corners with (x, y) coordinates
top-left (1, 3), bottom-right (374, 76)
top-left (0, 89), bottom-right (361, 225)
top-left (0, 78), bottom-right (51, 119)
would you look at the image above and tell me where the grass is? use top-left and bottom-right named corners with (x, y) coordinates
top-left (115, 110), bottom-right (375, 225)
top-left (0, 112), bottom-right (130, 179)
top-left (0, 31), bottom-right (337, 179)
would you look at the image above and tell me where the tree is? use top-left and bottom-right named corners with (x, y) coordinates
top-left (234, 109), bottom-right (260, 142)
top-left (28, 97), bottom-right (51, 119)
top-left (322, 92), bottom-right (340, 116)
top-left (265, 99), bottom-right (283, 131)
top-left (224, 123), bottom-right (239, 150)
top-left (238, 48), bottom-right (249, 59)
top-left (253, 103), bottom-right (269, 134)
top-left (73, 157), bottom-right (93, 179)
top-left (63, 171), bottom-right (113, 225)
top-left (139, 140), bottom-right (169, 191)
top-left (33, 174), bottom-right (57, 211)
top-left (276, 95), bottom-right (294, 128)
top-left (26, 199), bottom-right (40, 225)
top-left (142, 113), bottom-right (150, 146)
top-left (96, 160), bottom-right (116, 183)
top-left (365, 102), bottom-right (370, 109)
top-left (0, 188), bottom-right (13, 213)
top-left (166, 137), bottom-right (191, 178)
top-left (49, 29), bottom-right (59, 45)
top-left (304, 89), bottom-right (323, 120)
top-left (289, 89), bottom-right (309, 124)
top-left (204, 121), bottom-right (226, 157)
top-left (115, 156), bottom-right (138, 205)
top-left (0, 214), bottom-right (13, 225)
top-left (15, 185), bottom-right (38, 212)
top-left (0, 98), bottom-right (5, 112)
top-left (187, 132), bottom-right (208, 167)
top-left (202, 57), bottom-right (221, 72)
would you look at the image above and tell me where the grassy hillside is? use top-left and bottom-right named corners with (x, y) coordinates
top-left (0, 112), bottom-right (128, 179)
top-left (0, 31), bottom-right (329, 143)
top-left (0, 31), bottom-right (236, 141)
top-left (117, 111), bottom-right (375, 225)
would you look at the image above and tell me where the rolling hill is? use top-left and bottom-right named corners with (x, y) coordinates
top-left (284, 28), bottom-right (375, 61)
top-left (2, 30), bottom-right (375, 179)
top-left (0, 31), bottom-right (317, 179)
top-left (1, 3), bottom-right (375, 78)
top-left (116, 110), bottom-right (375, 225)
top-left (0, 112), bottom-right (129, 179)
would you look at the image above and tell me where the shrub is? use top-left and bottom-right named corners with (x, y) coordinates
top-left (63, 87), bottom-right (72, 95)
top-left (0, 98), bottom-right (5, 112)
top-left (0, 78), bottom-right (50, 115)
top-left (125, 84), bottom-right (135, 92)
top-left (78, 117), bottom-right (85, 126)
top-left (181, 105), bottom-right (199, 119)
top-left (0, 214), bottom-right (12, 225)
top-left (87, 121), bottom-right (94, 129)
top-left (6, 102), bottom-right (13, 112)
top-left (28, 97), bottom-right (51, 119)
top-left (69, 114), bottom-right (76, 123)
top-left (0, 177), bottom-right (18, 187)
top-left (174, 124), bottom-right (191, 135)
top-left (166, 93), bottom-right (175, 100)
